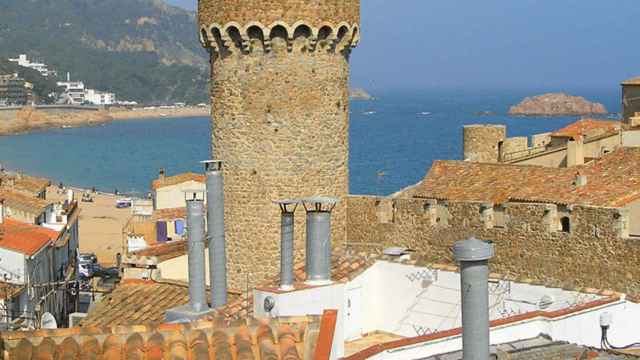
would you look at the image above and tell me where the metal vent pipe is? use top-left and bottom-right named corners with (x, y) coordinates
top-left (453, 237), bottom-right (495, 360)
top-left (302, 197), bottom-right (338, 285)
top-left (203, 160), bottom-right (227, 308)
top-left (274, 200), bottom-right (299, 290)
top-left (185, 191), bottom-right (208, 313)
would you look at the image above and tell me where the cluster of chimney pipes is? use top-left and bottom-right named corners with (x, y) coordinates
top-left (169, 160), bottom-right (339, 320)
top-left (171, 160), bottom-right (496, 360)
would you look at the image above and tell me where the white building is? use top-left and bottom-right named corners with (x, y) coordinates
top-left (151, 169), bottom-right (206, 210)
top-left (84, 88), bottom-right (116, 105)
top-left (8, 54), bottom-right (57, 78)
top-left (57, 74), bottom-right (86, 105)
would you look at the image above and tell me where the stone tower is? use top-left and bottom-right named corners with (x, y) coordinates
top-left (463, 125), bottom-right (506, 163)
top-left (198, 1), bottom-right (360, 287)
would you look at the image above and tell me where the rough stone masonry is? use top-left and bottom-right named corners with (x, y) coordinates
top-left (198, 0), bottom-right (360, 287)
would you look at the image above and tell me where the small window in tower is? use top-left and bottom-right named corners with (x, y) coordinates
top-left (560, 216), bottom-right (571, 233)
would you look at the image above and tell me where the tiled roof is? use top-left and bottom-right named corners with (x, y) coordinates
top-left (0, 173), bottom-right (50, 195)
top-left (218, 250), bottom-right (377, 321)
top-left (418, 147), bottom-right (640, 207)
top-left (0, 189), bottom-right (49, 215)
top-left (80, 279), bottom-right (190, 327)
top-left (152, 172), bottom-right (205, 190)
top-left (130, 240), bottom-right (188, 262)
top-left (2, 312), bottom-right (335, 360)
top-left (0, 219), bottom-right (58, 256)
top-left (153, 207), bottom-right (187, 221)
top-left (551, 119), bottom-right (621, 139)
top-left (622, 76), bottom-right (640, 85)
top-left (415, 335), bottom-right (635, 360)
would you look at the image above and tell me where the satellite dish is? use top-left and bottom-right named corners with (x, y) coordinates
top-left (40, 312), bottom-right (57, 329)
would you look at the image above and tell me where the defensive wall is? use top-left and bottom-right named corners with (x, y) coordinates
top-left (199, 0), bottom-right (360, 287)
top-left (346, 195), bottom-right (640, 296)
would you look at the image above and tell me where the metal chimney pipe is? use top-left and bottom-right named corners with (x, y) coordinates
top-left (302, 197), bottom-right (338, 285)
top-left (202, 160), bottom-right (227, 308)
top-left (453, 237), bottom-right (495, 360)
top-left (0, 199), bottom-right (4, 224)
top-left (185, 191), bottom-right (208, 313)
top-left (274, 200), bottom-right (300, 290)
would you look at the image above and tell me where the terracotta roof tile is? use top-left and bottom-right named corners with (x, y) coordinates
top-left (151, 172), bottom-right (205, 190)
top-left (551, 119), bottom-right (621, 140)
top-left (130, 240), bottom-right (188, 262)
top-left (418, 147), bottom-right (640, 207)
top-left (0, 219), bottom-right (58, 256)
top-left (152, 207), bottom-right (187, 221)
top-left (1, 314), bottom-right (330, 360)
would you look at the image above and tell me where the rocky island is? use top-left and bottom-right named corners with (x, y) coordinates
top-left (350, 88), bottom-right (374, 100)
top-left (508, 93), bottom-right (607, 116)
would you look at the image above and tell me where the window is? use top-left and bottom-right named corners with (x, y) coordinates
top-left (560, 216), bottom-right (571, 233)
top-left (494, 206), bottom-right (507, 228)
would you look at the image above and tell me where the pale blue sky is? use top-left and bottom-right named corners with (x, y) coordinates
top-left (169, 0), bottom-right (639, 92)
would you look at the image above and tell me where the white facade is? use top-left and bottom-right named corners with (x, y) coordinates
top-left (84, 89), bottom-right (116, 105)
top-left (253, 259), bottom-right (639, 360)
top-left (153, 180), bottom-right (206, 210)
top-left (8, 55), bottom-right (57, 77)
top-left (56, 79), bottom-right (86, 105)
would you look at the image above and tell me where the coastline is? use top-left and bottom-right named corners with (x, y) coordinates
top-left (0, 106), bottom-right (210, 136)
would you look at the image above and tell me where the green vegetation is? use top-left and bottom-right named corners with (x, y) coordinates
top-left (0, 59), bottom-right (58, 102)
top-left (0, 0), bottom-right (209, 104)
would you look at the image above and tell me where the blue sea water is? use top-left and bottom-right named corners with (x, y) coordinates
top-left (0, 89), bottom-right (619, 196)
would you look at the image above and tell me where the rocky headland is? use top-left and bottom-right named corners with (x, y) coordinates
top-left (508, 93), bottom-right (607, 116)
top-left (0, 106), bottom-right (210, 135)
top-left (350, 88), bottom-right (374, 101)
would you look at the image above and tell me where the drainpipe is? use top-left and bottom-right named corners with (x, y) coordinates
top-left (302, 197), bottom-right (338, 285)
top-left (453, 237), bottom-right (495, 360)
top-left (0, 199), bottom-right (4, 224)
top-left (202, 160), bottom-right (227, 308)
top-left (274, 200), bottom-right (300, 290)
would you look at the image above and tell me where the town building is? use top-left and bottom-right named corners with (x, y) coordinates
top-left (151, 169), bottom-right (205, 210)
top-left (8, 54), bottom-right (57, 78)
top-left (0, 171), bottom-right (49, 199)
top-left (622, 76), bottom-right (640, 123)
top-left (0, 74), bottom-right (32, 106)
top-left (56, 75), bottom-right (85, 105)
top-left (83, 88), bottom-right (116, 105)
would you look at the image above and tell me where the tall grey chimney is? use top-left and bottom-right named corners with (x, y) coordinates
top-left (302, 197), bottom-right (338, 285)
top-left (202, 160), bottom-right (227, 308)
top-left (165, 191), bottom-right (213, 322)
top-left (274, 200), bottom-right (300, 290)
top-left (453, 237), bottom-right (495, 360)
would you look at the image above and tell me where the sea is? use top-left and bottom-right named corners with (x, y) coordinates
top-left (0, 89), bottom-right (620, 197)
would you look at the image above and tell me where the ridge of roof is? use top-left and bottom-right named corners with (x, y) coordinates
top-left (419, 147), bottom-right (640, 207)
top-left (151, 172), bottom-right (206, 190)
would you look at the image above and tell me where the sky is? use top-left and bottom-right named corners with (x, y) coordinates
top-left (168, 0), bottom-right (639, 92)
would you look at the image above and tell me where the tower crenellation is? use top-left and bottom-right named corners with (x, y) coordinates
top-left (198, 0), bottom-right (360, 287)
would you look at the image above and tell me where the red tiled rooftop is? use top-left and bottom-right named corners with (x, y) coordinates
top-left (1, 311), bottom-right (336, 360)
top-left (0, 219), bottom-right (58, 256)
top-left (551, 119), bottom-right (621, 140)
top-left (0, 189), bottom-right (50, 214)
top-left (151, 172), bottom-right (205, 190)
top-left (418, 147), bottom-right (640, 207)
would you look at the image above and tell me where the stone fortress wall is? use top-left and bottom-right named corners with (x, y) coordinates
top-left (346, 195), bottom-right (640, 296)
top-left (199, 0), bottom-right (360, 288)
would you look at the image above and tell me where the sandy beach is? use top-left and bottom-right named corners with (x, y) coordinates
top-left (0, 106), bottom-right (210, 136)
top-left (47, 185), bottom-right (133, 265)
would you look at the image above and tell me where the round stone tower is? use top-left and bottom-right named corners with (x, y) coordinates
top-left (198, 1), bottom-right (360, 287)
top-left (463, 125), bottom-right (506, 163)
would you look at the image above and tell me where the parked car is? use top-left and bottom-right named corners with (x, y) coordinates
top-left (116, 198), bottom-right (132, 208)
top-left (77, 253), bottom-right (97, 279)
